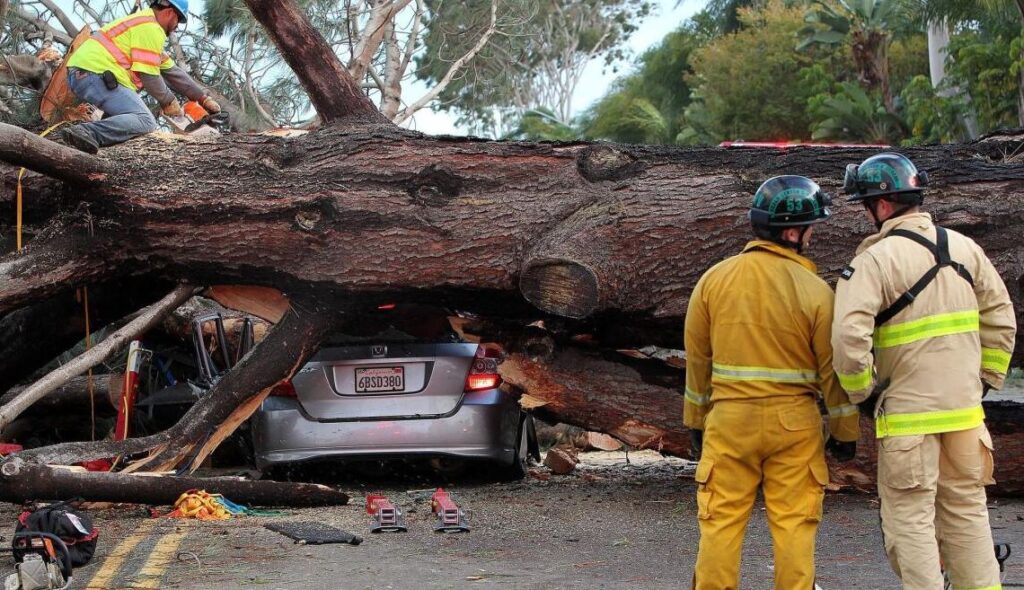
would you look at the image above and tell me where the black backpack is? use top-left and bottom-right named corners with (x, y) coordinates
top-left (13, 501), bottom-right (99, 567)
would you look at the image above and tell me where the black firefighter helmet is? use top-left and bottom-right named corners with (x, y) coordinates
top-left (843, 152), bottom-right (928, 205)
top-left (749, 175), bottom-right (832, 230)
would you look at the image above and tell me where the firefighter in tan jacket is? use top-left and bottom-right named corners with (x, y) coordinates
top-left (685, 176), bottom-right (860, 590)
top-left (832, 153), bottom-right (1016, 590)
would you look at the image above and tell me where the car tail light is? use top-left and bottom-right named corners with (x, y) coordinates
top-left (269, 380), bottom-right (297, 398)
top-left (465, 345), bottom-right (502, 392)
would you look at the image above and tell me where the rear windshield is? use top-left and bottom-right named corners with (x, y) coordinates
top-left (324, 304), bottom-right (462, 345)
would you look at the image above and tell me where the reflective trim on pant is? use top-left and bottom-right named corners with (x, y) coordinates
top-left (873, 310), bottom-right (979, 349)
top-left (876, 405), bottom-right (985, 438)
top-left (710, 363), bottom-right (817, 383)
top-left (877, 426), bottom-right (1000, 590)
top-left (980, 347), bottom-right (1011, 374)
top-left (693, 396), bottom-right (827, 590)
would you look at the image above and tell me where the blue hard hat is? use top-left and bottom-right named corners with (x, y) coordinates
top-left (160, 0), bottom-right (188, 23)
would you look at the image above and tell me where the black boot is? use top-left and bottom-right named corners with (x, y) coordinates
top-left (62, 125), bottom-right (99, 154)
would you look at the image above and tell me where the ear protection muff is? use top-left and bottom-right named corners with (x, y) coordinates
top-left (915, 170), bottom-right (929, 188)
top-left (843, 164), bottom-right (860, 195)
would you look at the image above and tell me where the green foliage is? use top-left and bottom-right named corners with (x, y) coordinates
top-left (681, 1), bottom-right (834, 143)
top-left (899, 75), bottom-right (964, 144)
top-left (503, 108), bottom-right (578, 141)
top-left (415, 0), bottom-right (652, 136)
top-left (944, 28), bottom-right (1020, 132)
top-left (582, 22), bottom-right (709, 144)
top-left (809, 81), bottom-right (904, 142)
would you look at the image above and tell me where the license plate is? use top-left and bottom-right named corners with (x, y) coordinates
top-left (355, 367), bottom-right (405, 393)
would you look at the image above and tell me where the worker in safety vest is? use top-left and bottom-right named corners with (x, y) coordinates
top-left (61, 0), bottom-right (220, 154)
top-left (832, 153), bottom-right (1016, 590)
top-left (685, 176), bottom-right (861, 590)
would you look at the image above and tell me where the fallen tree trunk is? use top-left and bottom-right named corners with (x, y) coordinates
top-left (0, 374), bottom-right (114, 410)
top-left (0, 459), bottom-right (349, 506)
top-left (502, 348), bottom-right (1024, 495)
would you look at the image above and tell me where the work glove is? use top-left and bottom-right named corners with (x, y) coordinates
top-left (162, 99), bottom-right (182, 117)
top-left (858, 377), bottom-right (890, 416)
top-left (826, 438), bottom-right (857, 463)
top-left (200, 95), bottom-right (221, 114)
top-left (983, 381), bottom-right (993, 398)
top-left (689, 429), bottom-right (703, 461)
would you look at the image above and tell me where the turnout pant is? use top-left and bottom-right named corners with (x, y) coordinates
top-left (693, 395), bottom-right (829, 590)
top-left (877, 425), bottom-right (1001, 590)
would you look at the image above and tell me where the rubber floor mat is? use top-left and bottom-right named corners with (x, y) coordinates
top-left (265, 521), bottom-right (363, 545)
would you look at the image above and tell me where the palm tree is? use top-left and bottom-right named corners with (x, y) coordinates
top-left (798, 0), bottom-right (903, 115)
top-left (911, 0), bottom-right (1024, 126)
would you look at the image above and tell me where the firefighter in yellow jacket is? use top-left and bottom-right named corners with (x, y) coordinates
top-left (685, 176), bottom-right (861, 590)
top-left (832, 153), bottom-right (1016, 590)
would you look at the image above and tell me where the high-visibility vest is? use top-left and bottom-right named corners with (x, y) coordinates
top-left (67, 9), bottom-right (169, 90)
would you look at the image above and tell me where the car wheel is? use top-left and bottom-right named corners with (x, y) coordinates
top-left (497, 413), bottom-right (534, 481)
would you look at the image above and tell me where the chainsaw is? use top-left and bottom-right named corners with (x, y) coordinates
top-left (161, 100), bottom-right (229, 137)
top-left (5, 532), bottom-right (72, 590)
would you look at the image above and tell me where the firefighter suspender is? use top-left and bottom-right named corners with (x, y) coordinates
top-left (875, 226), bottom-right (975, 326)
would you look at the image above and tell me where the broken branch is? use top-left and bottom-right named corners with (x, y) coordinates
top-left (0, 123), bottom-right (108, 184)
top-left (0, 284), bottom-right (195, 433)
top-left (0, 459), bottom-right (350, 506)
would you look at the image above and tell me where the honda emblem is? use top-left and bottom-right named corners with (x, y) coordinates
top-left (371, 345), bottom-right (387, 358)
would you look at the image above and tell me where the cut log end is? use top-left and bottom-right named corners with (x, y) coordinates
top-left (520, 261), bottom-right (599, 319)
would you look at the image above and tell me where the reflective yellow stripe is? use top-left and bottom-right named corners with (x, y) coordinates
top-left (837, 366), bottom-right (872, 391)
top-left (711, 363), bottom-right (817, 383)
top-left (828, 404), bottom-right (858, 418)
top-left (874, 310), bottom-right (979, 349)
top-left (981, 347), bottom-right (1011, 374)
top-left (953, 585), bottom-right (1002, 590)
top-left (876, 405), bottom-right (984, 437)
top-left (685, 387), bottom-right (710, 407)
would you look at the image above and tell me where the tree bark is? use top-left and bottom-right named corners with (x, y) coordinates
top-left (0, 460), bottom-right (350, 506)
top-left (501, 349), bottom-right (689, 457)
top-left (0, 375), bottom-right (114, 411)
top-left (244, 0), bottom-right (390, 126)
top-left (4, 133), bottom-right (1021, 354)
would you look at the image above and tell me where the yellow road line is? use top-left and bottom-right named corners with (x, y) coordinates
top-left (85, 518), bottom-right (157, 590)
top-left (131, 528), bottom-right (189, 589)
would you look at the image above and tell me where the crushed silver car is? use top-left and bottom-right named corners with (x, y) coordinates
top-left (252, 304), bottom-right (539, 479)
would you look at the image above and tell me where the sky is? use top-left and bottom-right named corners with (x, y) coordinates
top-left (403, 0), bottom-right (706, 136)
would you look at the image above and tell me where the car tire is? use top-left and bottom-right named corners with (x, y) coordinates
top-left (497, 413), bottom-right (535, 481)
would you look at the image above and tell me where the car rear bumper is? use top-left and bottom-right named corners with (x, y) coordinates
top-left (251, 388), bottom-right (521, 469)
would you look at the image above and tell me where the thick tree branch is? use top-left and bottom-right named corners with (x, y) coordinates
top-left (0, 123), bottom-right (108, 184)
top-left (10, 5), bottom-right (72, 45)
top-left (243, 0), bottom-right (391, 126)
top-left (0, 233), bottom-right (114, 316)
top-left (13, 294), bottom-right (336, 468)
top-left (0, 284), bottom-right (195, 432)
top-left (32, 0), bottom-right (77, 37)
top-left (0, 460), bottom-right (350, 506)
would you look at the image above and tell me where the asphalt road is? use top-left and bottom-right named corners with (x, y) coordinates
top-left (2, 451), bottom-right (1022, 589)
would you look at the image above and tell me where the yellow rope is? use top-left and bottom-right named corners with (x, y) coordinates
top-left (16, 121), bottom-right (69, 251)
